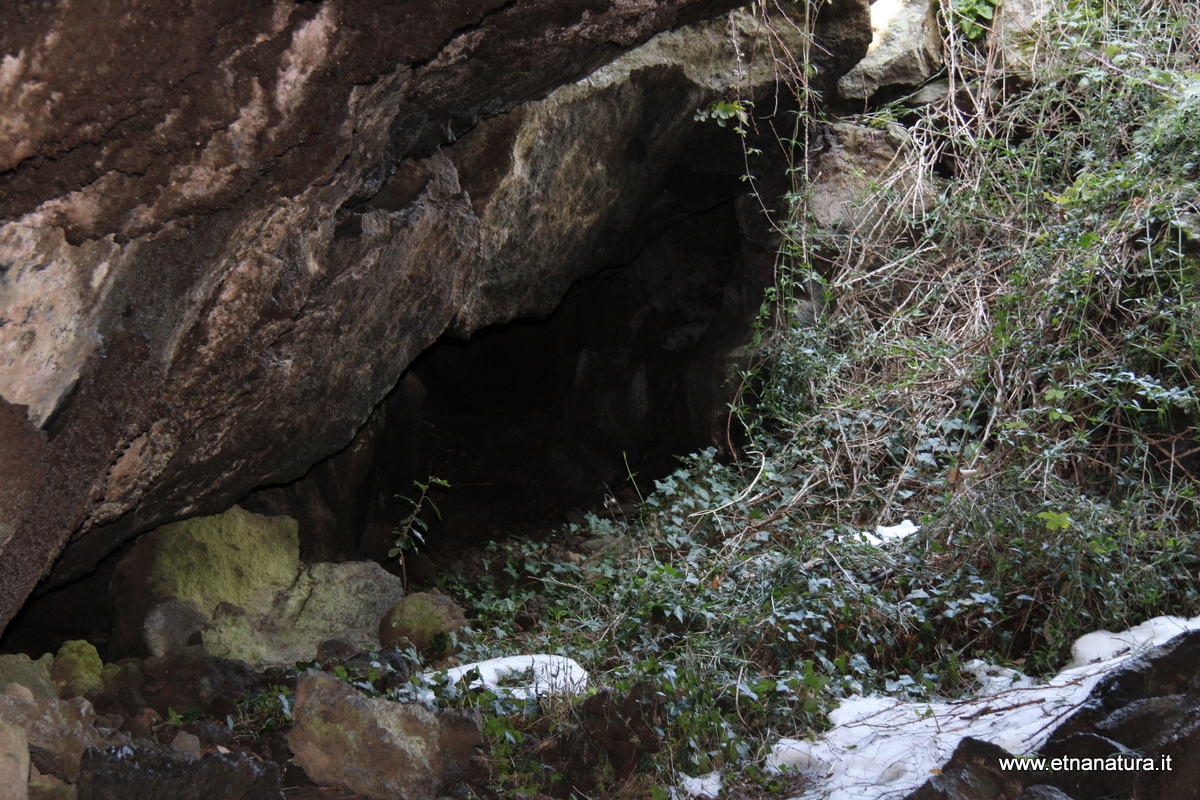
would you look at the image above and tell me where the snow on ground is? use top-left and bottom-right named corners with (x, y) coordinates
top-left (853, 519), bottom-right (921, 547)
top-left (758, 615), bottom-right (1200, 800)
top-left (437, 654), bottom-right (588, 701)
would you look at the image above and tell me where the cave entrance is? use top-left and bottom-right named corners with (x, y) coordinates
top-left (376, 189), bottom-right (754, 553)
top-left (242, 112), bottom-right (785, 571)
top-left (416, 199), bottom-right (745, 535)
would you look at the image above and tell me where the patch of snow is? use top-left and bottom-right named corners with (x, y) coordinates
top-left (680, 771), bottom-right (723, 799)
top-left (855, 519), bottom-right (920, 546)
top-left (437, 654), bottom-right (588, 701)
top-left (768, 614), bottom-right (1200, 800)
top-left (1067, 615), bottom-right (1198, 669)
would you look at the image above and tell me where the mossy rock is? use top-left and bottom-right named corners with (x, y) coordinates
top-left (124, 505), bottom-right (300, 615)
top-left (0, 653), bottom-right (55, 700)
top-left (378, 593), bottom-right (467, 655)
top-left (50, 641), bottom-right (103, 698)
top-left (204, 562), bottom-right (405, 668)
top-left (110, 506), bottom-right (300, 657)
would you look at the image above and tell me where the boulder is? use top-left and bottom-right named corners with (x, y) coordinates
top-left (287, 671), bottom-right (481, 800)
top-left (839, 0), bottom-right (942, 101)
top-left (50, 642), bottom-right (103, 699)
top-left (141, 601), bottom-right (209, 659)
top-left (75, 744), bottom-right (281, 800)
top-left (139, 647), bottom-right (259, 720)
top-left (0, 654), bottom-right (56, 701)
top-left (202, 561), bottom-right (406, 669)
top-left (904, 737), bottom-right (1031, 799)
top-left (807, 122), bottom-right (934, 235)
top-left (0, 718), bottom-right (28, 800)
top-left (110, 506), bottom-right (300, 658)
top-left (110, 505), bottom-right (405, 666)
top-left (993, 0), bottom-right (1052, 75)
top-left (378, 593), bottom-right (468, 655)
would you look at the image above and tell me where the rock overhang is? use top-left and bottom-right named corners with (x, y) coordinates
top-left (0, 0), bottom-right (872, 635)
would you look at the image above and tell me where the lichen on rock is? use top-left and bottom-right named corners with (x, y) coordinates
top-left (50, 641), bottom-right (103, 699)
top-left (109, 506), bottom-right (300, 657)
top-left (378, 592), bottom-right (468, 656)
top-left (202, 561), bottom-right (405, 669)
top-left (0, 654), bottom-right (56, 701)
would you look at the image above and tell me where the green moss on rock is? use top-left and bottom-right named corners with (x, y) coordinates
top-left (110, 506), bottom-right (300, 656)
top-left (135, 506), bottom-right (300, 615)
top-left (378, 592), bottom-right (467, 655)
top-left (50, 641), bottom-right (103, 698)
top-left (0, 654), bottom-right (55, 700)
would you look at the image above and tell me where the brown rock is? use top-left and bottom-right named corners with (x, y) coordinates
top-left (139, 647), bottom-right (258, 720)
top-left (378, 593), bottom-right (468, 655)
top-left (0, 691), bottom-right (123, 783)
top-left (0, 398), bottom-right (47, 636)
top-left (287, 671), bottom-right (481, 800)
top-left (807, 121), bottom-right (933, 235)
top-left (0, 718), bottom-right (28, 800)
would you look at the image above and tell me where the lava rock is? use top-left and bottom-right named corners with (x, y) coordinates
top-left (204, 560), bottom-right (406, 668)
top-left (0, 0), bottom-right (873, 643)
top-left (0, 655), bottom-right (56, 702)
top-left (1038, 733), bottom-right (1134, 799)
top-left (287, 670), bottom-right (481, 800)
top-left (181, 721), bottom-right (234, 748)
top-left (807, 121), bottom-right (933, 236)
top-left (109, 506), bottom-right (302, 659)
top-left (316, 638), bottom-right (365, 665)
top-left (1049, 629), bottom-right (1200, 741)
top-left (75, 744), bottom-right (282, 800)
top-left (1133, 700), bottom-right (1200, 800)
top-left (378, 592), bottom-right (467, 655)
top-left (171, 730), bottom-right (202, 759)
top-left (0, 685), bottom-right (124, 782)
top-left (1094, 694), bottom-right (1186, 747)
top-left (50, 640), bottom-right (103, 699)
top-left (837, 0), bottom-right (941, 100)
top-left (904, 737), bottom-right (1030, 800)
top-left (143, 600), bottom-right (210, 658)
top-left (140, 646), bottom-right (259, 719)
top-left (0, 718), bottom-right (28, 800)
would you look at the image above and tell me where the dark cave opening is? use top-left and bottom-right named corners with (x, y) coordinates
top-left (319, 182), bottom-right (764, 571)
top-left (403, 194), bottom-right (748, 543)
top-left (1, 111), bottom-right (785, 659)
top-left (240, 116), bottom-right (781, 570)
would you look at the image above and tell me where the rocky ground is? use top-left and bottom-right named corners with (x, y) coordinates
top-left (0, 637), bottom-right (488, 800)
top-left (3, 503), bottom-right (1200, 800)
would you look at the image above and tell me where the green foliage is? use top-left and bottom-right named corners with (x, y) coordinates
top-left (390, 477), bottom-right (449, 588)
top-left (952, 0), bottom-right (999, 40)
top-left (694, 98), bottom-right (753, 134)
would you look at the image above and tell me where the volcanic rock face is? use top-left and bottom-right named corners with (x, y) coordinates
top-left (0, 0), bottom-right (871, 634)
